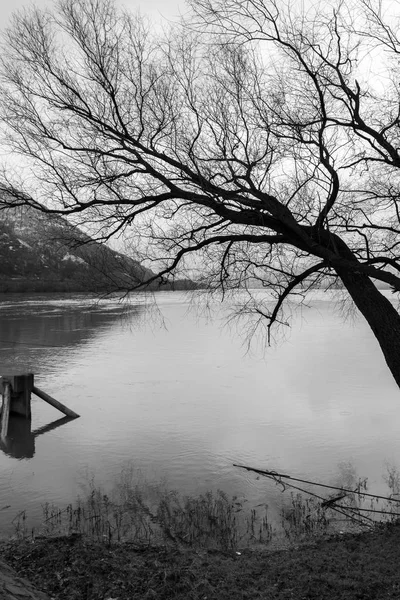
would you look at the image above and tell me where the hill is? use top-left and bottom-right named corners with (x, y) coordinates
top-left (0, 202), bottom-right (158, 293)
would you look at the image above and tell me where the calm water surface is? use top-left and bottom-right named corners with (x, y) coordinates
top-left (0, 290), bottom-right (399, 533)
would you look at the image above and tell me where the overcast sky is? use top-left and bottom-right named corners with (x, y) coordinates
top-left (0, 0), bottom-right (186, 31)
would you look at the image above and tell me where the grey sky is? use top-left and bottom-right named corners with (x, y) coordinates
top-left (0, 0), bottom-right (186, 169)
top-left (0, 0), bottom-right (185, 31)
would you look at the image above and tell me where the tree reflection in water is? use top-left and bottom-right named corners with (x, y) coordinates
top-left (0, 294), bottom-right (145, 375)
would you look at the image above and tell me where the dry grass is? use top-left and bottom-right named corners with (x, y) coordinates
top-left (2, 522), bottom-right (400, 599)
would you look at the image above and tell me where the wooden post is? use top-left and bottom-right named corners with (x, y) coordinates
top-left (0, 374), bottom-right (79, 420)
top-left (6, 374), bottom-right (34, 418)
top-left (1, 382), bottom-right (11, 441)
top-left (32, 386), bottom-right (80, 419)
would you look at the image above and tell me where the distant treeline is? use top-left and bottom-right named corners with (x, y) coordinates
top-left (0, 277), bottom-right (200, 294)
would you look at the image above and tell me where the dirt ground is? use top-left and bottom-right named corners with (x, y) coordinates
top-left (1, 522), bottom-right (400, 599)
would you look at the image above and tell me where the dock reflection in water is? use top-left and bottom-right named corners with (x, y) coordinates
top-left (0, 414), bottom-right (75, 459)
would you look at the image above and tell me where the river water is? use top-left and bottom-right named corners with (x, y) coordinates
top-left (0, 289), bottom-right (399, 535)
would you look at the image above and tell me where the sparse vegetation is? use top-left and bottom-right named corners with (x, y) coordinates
top-left (11, 467), bottom-right (272, 551)
top-left (4, 463), bottom-right (400, 599)
top-left (9, 462), bottom-right (400, 550)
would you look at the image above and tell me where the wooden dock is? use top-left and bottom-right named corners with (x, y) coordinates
top-left (0, 374), bottom-right (79, 441)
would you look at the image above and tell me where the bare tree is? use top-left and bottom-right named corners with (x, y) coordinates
top-left (2, 0), bottom-right (400, 385)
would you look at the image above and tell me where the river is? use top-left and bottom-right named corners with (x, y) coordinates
top-left (0, 289), bottom-right (399, 536)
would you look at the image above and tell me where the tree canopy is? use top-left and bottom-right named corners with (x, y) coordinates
top-left (2, 0), bottom-right (400, 385)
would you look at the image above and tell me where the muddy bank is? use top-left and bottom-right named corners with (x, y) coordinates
top-left (1, 523), bottom-right (400, 599)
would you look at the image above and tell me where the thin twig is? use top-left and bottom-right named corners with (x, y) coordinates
top-left (234, 464), bottom-right (400, 504)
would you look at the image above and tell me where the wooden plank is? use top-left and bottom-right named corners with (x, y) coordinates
top-left (0, 382), bottom-right (11, 440)
top-left (32, 386), bottom-right (80, 419)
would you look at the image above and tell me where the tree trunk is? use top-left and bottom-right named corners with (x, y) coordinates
top-left (336, 267), bottom-right (400, 389)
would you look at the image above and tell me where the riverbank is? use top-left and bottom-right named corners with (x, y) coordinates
top-left (1, 522), bottom-right (400, 599)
